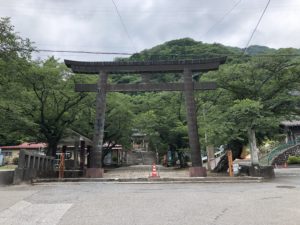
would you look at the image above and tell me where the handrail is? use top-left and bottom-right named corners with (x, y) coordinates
top-left (266, 142), bottom-right (296, 165)
top-left (202, 149), bottom-right (225, 162)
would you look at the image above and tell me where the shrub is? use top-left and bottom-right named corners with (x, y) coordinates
top-left (12, 157), bottom-right (19, 165)
top-left (287, 156), bottom-right (300, 164)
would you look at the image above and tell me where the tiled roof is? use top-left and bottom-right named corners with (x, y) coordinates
top-left (0, 142), bottom-right (47, 150)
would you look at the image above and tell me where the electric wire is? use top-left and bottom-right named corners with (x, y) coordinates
top-left (110, 0), bottom-right (137, 53)
top-left (243, 0), bottom-right (271, 54)
top-left (36, 49), bottom-right (132, 55)
top-left (202, 0), bottom-right (242, 37)
top-left (9, 47), bottom-right (300, 59)
top-left (33, 50), bottom-right (300, 58)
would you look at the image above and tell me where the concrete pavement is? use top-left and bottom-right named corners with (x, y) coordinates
top-left (0, 167), bottom-right (299, 225)
top-left (274, 167), bottom-right (300, 177)
top-left (1, 173), bottom-right (300, 225)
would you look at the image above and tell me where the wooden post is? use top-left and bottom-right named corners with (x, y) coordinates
top-left (74, 139), bottom-right (79, 169)
top-left (79, 140), bottom-right (86, 171)
top-left (87, 145), bottom-right (91, 168)
top-left (227, 150), bottom-right (233, 177)
top-left (59, 146), bottom-right (66, 179)
top-left (58, 154), bottom-right (65, 179)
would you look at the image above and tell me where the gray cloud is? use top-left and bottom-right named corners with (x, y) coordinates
top-left (1, 0), bottom-right (300, 61)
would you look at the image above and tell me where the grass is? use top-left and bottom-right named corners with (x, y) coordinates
top-left (0, 165), bottom-right (17, 170)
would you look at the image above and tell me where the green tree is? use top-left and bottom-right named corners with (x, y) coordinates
top-left (103, 93), bottom-right (134, 161)
top-left (201, 50), bottom-right (300, 165)
top-left (19, 58), bottom-right (88, 156)
top-left (131, 92), bottom-right (189, 156)
top-left (74, 92), bottom-right (135, 163)
top-left (0, 17), bottom-right (34, 145)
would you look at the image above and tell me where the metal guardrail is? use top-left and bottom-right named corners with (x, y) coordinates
top-left (267, 143), bottom-right (296, 165)
top-left (202, 149), bottom-right (225, 162)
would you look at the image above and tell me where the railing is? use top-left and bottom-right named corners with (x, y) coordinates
top-left (13, 150), bottom-right (56, 184)
top-left (202, 149), bottom-right (225, 162)
top-left (260, 142), bottom-right (296, 165)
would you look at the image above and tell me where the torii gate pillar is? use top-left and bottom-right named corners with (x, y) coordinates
top-left (183, 68), bottom-right (207, 177)
top-left (86, 71), bottom-right (108, 178)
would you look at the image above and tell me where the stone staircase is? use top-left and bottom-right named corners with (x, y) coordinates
top-left (126, 150), bottom-right (155, 165)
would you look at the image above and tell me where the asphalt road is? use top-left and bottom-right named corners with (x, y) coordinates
top-left (0, 170), bottom-right (300, 225)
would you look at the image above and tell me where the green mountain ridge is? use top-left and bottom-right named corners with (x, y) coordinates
top-left (128, 38), bottom-right (299, 61)
top-left (113, 38), bottom-right (300, 84)
top-left (245, 45), bottom-right (276, 55)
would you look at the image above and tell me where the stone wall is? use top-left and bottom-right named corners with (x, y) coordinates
top-left (272, 144), bottom-right (300, 165)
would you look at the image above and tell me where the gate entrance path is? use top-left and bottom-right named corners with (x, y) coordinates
top-left (65, 57), bottom-right (226, 177)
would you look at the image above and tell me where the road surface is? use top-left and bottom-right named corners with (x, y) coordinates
top-left (0, 169), bottom-right (299, 225)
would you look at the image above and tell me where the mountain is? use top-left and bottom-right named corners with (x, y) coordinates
top-left (112, 38), bottom-right (299, 84)
top-left (245, 45), bottom-right (276, 55)
top-left (130, 38), bottom-right (242, 61)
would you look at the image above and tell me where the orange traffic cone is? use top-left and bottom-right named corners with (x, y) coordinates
top-left (149, 163), bottom-right (160, 178)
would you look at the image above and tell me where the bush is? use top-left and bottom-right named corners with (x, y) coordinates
top-left (12, 157), bottom-right (19, 165)
top-left (287, 156), bottom-right (300, 164)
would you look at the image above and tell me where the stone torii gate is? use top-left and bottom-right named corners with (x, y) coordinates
top-left (65, 58), bottom-right (226, 177)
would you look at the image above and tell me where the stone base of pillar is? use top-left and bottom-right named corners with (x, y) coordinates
top-left (86, 168), bottom-right (104, 178)
top-left (189, 166), bottom-right (207, 177)
top-left (248, 165), bottom-right (275, 179)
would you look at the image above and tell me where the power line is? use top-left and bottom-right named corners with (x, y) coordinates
top-left (202, 0), bottom-right (242, 37)
top-left (243, 0), bottom-right (271, 54)
top-left (36, 49), bottom-right (133, 55)
top-left (34, 51), bottom-right (300, 58)
top-left (111, 0), bottom-right (137, 53)
top-left (10, 47), bottom-right (300, 58)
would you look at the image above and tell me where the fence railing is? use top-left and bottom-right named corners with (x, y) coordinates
top-left (259, 142), bottom-right (296, 165)
top-left (202, 149), bottom-right (225, 162)
top-left (14, 150), bottom-right (56, 184)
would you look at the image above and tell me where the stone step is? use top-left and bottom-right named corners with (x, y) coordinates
top-left (126, 151), bottom-right (155, 165)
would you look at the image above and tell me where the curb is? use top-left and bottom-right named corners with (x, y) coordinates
top-left (32, 176), bottom-right (264, 184)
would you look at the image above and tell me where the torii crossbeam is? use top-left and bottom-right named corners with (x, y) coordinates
top-left (65, 57), bottom-right (226, 177)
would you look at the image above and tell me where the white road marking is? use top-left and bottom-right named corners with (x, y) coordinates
top-left (0, 200), bottom-right (72, 225)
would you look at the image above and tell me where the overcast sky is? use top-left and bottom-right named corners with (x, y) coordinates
top-left (1, 0), bottom-right (300, 61)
